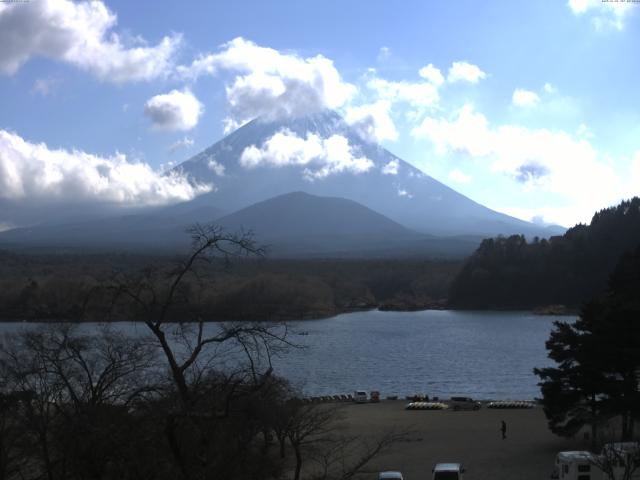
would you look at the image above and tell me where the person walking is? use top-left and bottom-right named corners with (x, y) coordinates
top-left (500, 420), bottom-right (507, 440)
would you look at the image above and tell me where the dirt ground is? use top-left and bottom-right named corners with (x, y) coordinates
top-left (334, 400), bottom-right (585, 480)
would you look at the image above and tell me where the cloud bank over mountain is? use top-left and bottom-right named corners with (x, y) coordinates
top-left (179, 37), bottom-right (356, 133)
top-left (0, 130), bottom-right (211, 223)
top-left (239, 129), bottom-right (374, 180)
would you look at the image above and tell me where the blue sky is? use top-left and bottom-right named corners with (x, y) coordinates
top-left (1, 0), bottom-right (639, 228)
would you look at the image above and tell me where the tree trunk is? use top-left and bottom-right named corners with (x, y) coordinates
top-left (147, 324), bottom-right (191, 408)
top-left (261, 430), bottom-right (271, 453)
top-left (165, 415), bottom-right (191, 480)
top-left (293, 443), bottom-right (302, 480)
top-left (621, 412), bottom-right (630, 441)
top-left (38, 428), bottom-right (55, 480)
top-left (590, 394), bottom-right (598, 449)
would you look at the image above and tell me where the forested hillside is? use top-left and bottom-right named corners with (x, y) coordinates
top-left (449, 197), bottom-right (640, 309)
top-left (0, 253), bottom-right (460, 322)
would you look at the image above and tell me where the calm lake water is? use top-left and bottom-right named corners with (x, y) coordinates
top-left (0, 310), bottom-right (570, 400)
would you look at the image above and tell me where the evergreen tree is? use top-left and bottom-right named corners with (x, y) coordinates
top-left (534, 300), bottom-right (608, 440)
top-left (451, 197), bottom-right (640, 309)
top-left (534, 245), bottom-right (640, 441)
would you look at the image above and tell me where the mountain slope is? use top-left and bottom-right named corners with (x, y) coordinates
top-left (0, 191), bottom-right (480, 257)
top-left (0, 203), bottom-right (224, 252)
top-left (217, 191), bottom-right (416, 239)
top-left (174, 110), bottom-right (563, 238)
top-left (214, 192), bottom-right (480, 258)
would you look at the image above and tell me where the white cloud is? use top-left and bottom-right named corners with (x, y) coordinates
top-left (382, 159), bottom-right (399, 175)
top-left (178, 37), bottom-right (356, 127)
top-left (412, 104), bottom-right (493, 157)
top-left (567, 0), bottom-right (634, 30)
top-left (377, 46), bottom-right (391, 61)
top-left (412, 104), bottom-right (638, 225)
top-left (418, 63), bottom-right (444, 86)
top-left (239, 129), bottom-right (374, 180)
top-left (448, 168), bottom-right (472, 184)
top-left (207, 158), bottom-right (226, 176)
top-left (344, 101), bottom-right (398, 143)
top-left (167, 137), bottom-right (194, 153)
top-left (0, 0), bottom-right (181, 82)
top-left (144, 90), bottom-right (203, 131)
top-left (568, 0), bottom-right (597, 14)
top-left (32, 76), bottom-right (61, 96)
top-left (447, 61), bottom-right (486, 83)
top-left (397, 188), bottom-right (412, 198)
top-left (496, 206), bottom-right (574, 228)
top-left (544, 82), bottom-right (557, 94)
top-left (576, 123), bottom-right (594, 139)
top-left (0, 130), bottom-right (211, 208)
top-left (367, 77), bottom-right (440, 109)
top-left (222, 117), bottom-right (248, 135)
top-left (512, 88), bottom-right (540, 107)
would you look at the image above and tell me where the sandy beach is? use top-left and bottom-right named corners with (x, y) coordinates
top-left (334, 401), bottom-right (585, 480)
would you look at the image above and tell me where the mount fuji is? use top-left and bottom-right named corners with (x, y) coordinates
top-left (0, 110), bottom-right (563, 256)
top-left (174, 110), bottom-right (559, 237)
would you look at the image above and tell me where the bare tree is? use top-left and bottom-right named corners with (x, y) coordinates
top-left (286, 402), bottom-right (338, 480)
top-left (0, 323), bottom-right (158, 480)
top-left (0, 391), bottom-right (30, 480)
top-left (106, 224), bottom-right (299, 480)
top-left (280, 400), bottom-right (407, 480)
top-left (0, 224), bottom-right (401, 480)
top-left (108, 224), bottom-right (294, 409)
top-left (590, 427), bottom-right (640, 480)
top-left (308, 429), bottom-right (408, 480)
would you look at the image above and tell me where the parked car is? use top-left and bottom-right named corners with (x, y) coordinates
top-left (432, 463), bottom-right (465, 480)
top-left (448, 397), bottom-right (481, 411)
top-left (353, 390), bottom-right (368, 403)
top-left (378, 471), bottom-right (403, 480)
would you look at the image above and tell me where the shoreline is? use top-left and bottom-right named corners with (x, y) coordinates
top-left (0, 305), bottom-right (578, 323)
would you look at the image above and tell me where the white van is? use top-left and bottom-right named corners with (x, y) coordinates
top-left (551, 451), bottom-right (597, 480)
top-left (353, 390), bottom-right (368, 403)
top-left (552, 446), bottom-right (640, 480)
top-left (432, 462), bottom-right (465, 480)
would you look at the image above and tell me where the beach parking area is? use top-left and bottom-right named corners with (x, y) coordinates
top-left (335, 400), bottom-right (584, 480)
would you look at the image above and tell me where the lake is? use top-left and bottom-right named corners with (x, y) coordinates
top-left (0, 309), bottom-right (570, 400)
top-left (276, 309), bottom-right (567, 400)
